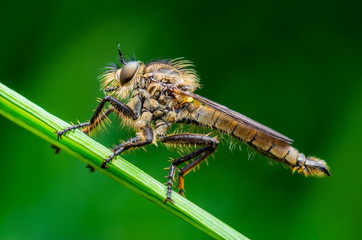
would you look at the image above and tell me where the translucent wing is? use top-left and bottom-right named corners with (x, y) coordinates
top-left (173, 88), bottom-right (293, 144)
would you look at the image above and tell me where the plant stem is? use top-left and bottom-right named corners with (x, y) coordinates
top-left (0, 82), bottom-right (248, 240)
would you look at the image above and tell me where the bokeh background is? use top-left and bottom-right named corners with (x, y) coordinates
top-left (1, 0), bottom-right (361, 239)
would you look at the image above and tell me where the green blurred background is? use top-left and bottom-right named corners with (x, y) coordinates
top-left (0, 0), bottom-right (361, 239)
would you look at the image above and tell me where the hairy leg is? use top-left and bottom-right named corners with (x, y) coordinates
top-left (101, 126), bottom-right (154, 168)
top-left (56, 95), bottom-right (136, 139)
top-left (159, 134), bottom-right (218, 203)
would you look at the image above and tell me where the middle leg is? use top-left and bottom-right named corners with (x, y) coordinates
top-left (159, 134), bottom-right (219, 203)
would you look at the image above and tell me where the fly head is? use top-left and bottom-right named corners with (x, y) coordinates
top-left (115, 45), bottom-right (140, 86)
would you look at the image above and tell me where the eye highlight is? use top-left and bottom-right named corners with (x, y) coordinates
top-left (119, 61), bottom-right (139, 85)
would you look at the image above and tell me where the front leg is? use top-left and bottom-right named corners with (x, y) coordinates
top-left (56, 95), bottom-right (136, 139)
top-left (101, 126), bottom-right (154, 168)
top-left (159, 134), bottom-right (219, 203)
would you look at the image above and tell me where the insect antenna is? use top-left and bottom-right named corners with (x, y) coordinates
top-left (117, 44), bottom-right (126, 65)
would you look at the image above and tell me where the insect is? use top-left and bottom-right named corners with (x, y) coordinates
top-left (56, 45), bottom-right (331, 203)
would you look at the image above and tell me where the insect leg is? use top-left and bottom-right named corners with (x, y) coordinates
top-left (159, 134), bottom-right (218, 203)
top-left (82, 107), bottom-right (115, 135)
top-left (52, 108), bottom-right (115, 160)
top-left (56, 96), bottom-right (136, 139)
top-left (104, 86), bottom-right (119, 93)
top-left (177, 149), bottom-right (215, 195)
top-left (56, 108), bottom-right (114, 139)
top-left (101, 126), bottom-right (154, 168)
top-left (56, 122), bottom-right (91, 140)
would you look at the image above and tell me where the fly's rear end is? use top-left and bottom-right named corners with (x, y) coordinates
top-left (188, 104), bottom-right (330, 177)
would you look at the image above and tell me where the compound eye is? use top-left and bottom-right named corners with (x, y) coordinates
top-left (119, 61), bottom-right (139, 85)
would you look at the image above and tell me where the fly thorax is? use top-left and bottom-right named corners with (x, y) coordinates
top-left (143, 98), bottom-right (160, 113)
top-left (158, 94), bottom-right (176, 109)
top-left (139, 76), bottom-right (146, 89)
top-left (146, 82), bottom-right (163, 99)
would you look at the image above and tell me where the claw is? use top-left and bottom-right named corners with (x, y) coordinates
top-left (101, 155), bottom-right (114, 169)
top-left (163, 197), bottom-right (175, 204)
top-left (178, 189), bottom-right (185, 197)
top-left (56, 131), bottom-right (62, 140)
top-left (56, 130), bottom-right (67, 140)
top-left (101, 161), bottom-right (109, 169)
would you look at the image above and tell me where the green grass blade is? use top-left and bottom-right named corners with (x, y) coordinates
top-left (0, 81), bottom-right (248, 240)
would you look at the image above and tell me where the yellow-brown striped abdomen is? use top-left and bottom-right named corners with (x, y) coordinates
top-left (189, 105), bottom-right (330, 176)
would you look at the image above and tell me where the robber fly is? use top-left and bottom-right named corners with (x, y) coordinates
top-left (56, 45), bottom-right (330, 203)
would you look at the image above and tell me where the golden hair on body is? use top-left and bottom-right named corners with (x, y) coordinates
top-left (56, 46), bottom-right (330, 203)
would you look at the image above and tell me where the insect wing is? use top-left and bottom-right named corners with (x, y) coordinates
top-left (173, 88), bottom-right (293, 144)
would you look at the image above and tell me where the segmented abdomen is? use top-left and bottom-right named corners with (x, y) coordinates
top-left (189, 105), bottom-right (330, 176)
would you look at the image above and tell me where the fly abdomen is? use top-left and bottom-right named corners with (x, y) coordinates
top-left (188, 104), bottom-right (330, 177)
top-left (191, 105), bottom-right (240, 134)
top-left (246, 131), bottom-right (330, 177)
top-left (227, 117), bottom-right (330, 177)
